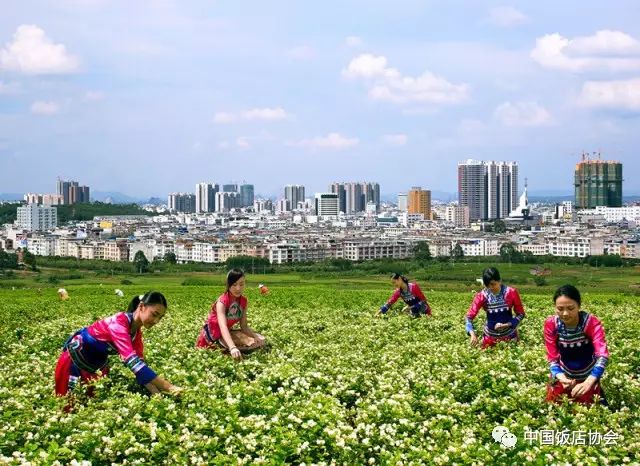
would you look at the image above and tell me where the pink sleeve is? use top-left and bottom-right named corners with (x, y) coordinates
top-left (132, 331), bottom-right (144, 360)
top-left (586, 315), bottom-right (610, 359)
top-left (465, 292), bottom-right (486, 320)
top-left (108, 313), bottom-right (139, 361)
top-left (411, 283), bottom-right (427, 302)
top-left (543, 317), bottom-right (560, 363)
top-left (386, 289), bottom-right (401, 306)
top-left (509, 288), bottom-right (525, 316)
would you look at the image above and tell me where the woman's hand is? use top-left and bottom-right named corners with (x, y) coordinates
top-left (165, 385), bottom-right (183, 397)
top-left (469, 331), bottom-right (479, 347)
top-left (571, 378), bottom-right (596, 398)
top-left (229, 347), bottom-right (242, 360)
top-left (494, 322), bottom-right (512, 331)
top-left (556, 373), bottom-right (576, 390)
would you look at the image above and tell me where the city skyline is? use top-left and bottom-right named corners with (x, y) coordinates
top-left (1, 2), bottom-right (639, 197)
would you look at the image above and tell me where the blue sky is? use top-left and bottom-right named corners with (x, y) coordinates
top-left (1, 0), bottom-right (639, 199)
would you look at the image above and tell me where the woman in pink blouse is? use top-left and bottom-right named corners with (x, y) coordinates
top-left (544, 284), bottom-right (609, 405)
top-left (196, 269), bottom-right (266, 359)
top-left (55, 291), bottom-right (182, 402)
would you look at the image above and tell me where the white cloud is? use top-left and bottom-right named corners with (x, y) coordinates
top-left (531, 30), bottom-right (640, 72)
top-left (578, 79), bottom-right (640, 111)
top-left (345, 36), bottom-right (364, 47)
top-left (382, 134), bottom-right (408, 146)
top-left (494, 101), bottom-right (552, 126)
top-left (0, 25), bottom-right (80, 74)
top-left (84, 91), bottom-right (105, 101)
top-left (288, 45), bottom-right (315, 60)
top-left (288, 132), bottom-right (359, 150)
top-left (217, 137), bottom-right (251, 150)
top-left (487, 6), bottom-right (527, 27)
top-left (213, 107), bottom-right (290, 124)
top-left (343, 53), bottom-right (468, 105)
top-left (30, 101), bottom-right (60, 115)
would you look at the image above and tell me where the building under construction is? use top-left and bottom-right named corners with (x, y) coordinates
top-left (574, 153), bottom-right (623, 209)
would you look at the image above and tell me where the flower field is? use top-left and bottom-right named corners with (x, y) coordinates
top-left (1, 281), bottom-right (639, 465)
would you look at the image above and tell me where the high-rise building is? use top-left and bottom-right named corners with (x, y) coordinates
top-left (215, 191), bottom-right (239, 212)
top-left (345, 183), bottom-right (363, 214)
top-left (458, 160), bottom-right (518, 221)
top-left (168, 193), bottom-right (196, 213)
top-left (329, 182), bottom-right (380, 213)
top-left (284, 185), bottom-right (306, 211)
top-left (315, 193), bottom-right (339, 217)
top-left (361, 182), bottom-right (381, 212)
top-left (276, 198), bottom-right (290, 212)
top-left (25, 193), bottom-right (63, 205)
top-left (574, 155), bottom-right (623, 209)
top-left (195, 183), bottom-right (219, 213)
top-left (57, 179), bottom-right (90, 205)
top-left (445, 205), bottom-right (470, 227)
top-left (222, 184), bottom-right (238, 193)
top-left (240, 184), bottom-right (254, 208)
top-left (408, 187), bottom-right (432, 220)
top-left (16, 204), bottom-right (58, 231)
top-left (254, 199), bottom-right (273, 213)
top-left (397, 193), bottom-right (408, 212)
top-left (329, 183), bottom-right (347, 213)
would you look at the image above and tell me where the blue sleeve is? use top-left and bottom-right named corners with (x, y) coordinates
top-left (510, 314), bottom-right (524, 328)
top-left (380, 304), bottom-right (389, 314)
top-left (465, 318), bottom-right (474, 334)
top-left (590, 357), bottom-right (608, 379)
top-left (550, 363), bottom-right (563, 378)
top-left (125, 355), bottom-right (158, 385)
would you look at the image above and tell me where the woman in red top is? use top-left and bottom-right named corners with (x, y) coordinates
top-left (377, 273), bottom-right (432, 318)
top-left (196, 269), bottom-right (266, 359)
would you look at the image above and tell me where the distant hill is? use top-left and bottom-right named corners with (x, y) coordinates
top-left (91, 191), bottom-right (146, 204)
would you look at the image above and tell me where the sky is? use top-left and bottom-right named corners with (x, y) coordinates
top-left (1, 0), bottom-right (639, 199)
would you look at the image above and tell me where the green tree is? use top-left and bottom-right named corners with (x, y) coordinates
top-left (493, 219), bottom-right (507, 233)
top-left (23, 249), bottom-right (37, 271)
top-left (0, 250), bottom-right (19, 270)
top-left (163, 252), bottom-right (177, 264)
top-left (499, 242), bottom-right (523, 263)
top-left (133, 251), bottom-right (150, 274)
top-left (413, 241), bottom-right (432, 263)
top-left (450, 243), bottom-right (464, 260)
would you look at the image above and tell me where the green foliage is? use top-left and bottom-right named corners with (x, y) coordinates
top-left (0, 203), bottom-right (20, 224)
top-left (181, 278), bottom-right (219, 286)
top-left (533, 276), bottom-right (547, 287)
top-left (133, 251), bottom-right (150, 274)
top-left (451, 243), bottom-right (464, 259)
top-left (500, 243), bottom-right (524, 264)
top-left (413, 241), bottom-right (432, 263)
top-left (22, 250), bottom-right (37, 271)
top-left (225, 255), bottom-right (271, 271)
top-left (163, 252), bottom-right (177, 264)
top-left (0, 250), bottom-right (19, 270)
top-left (586, 255), bottom-right (624, 267)
top-left (55, 202), bottom-right (154, 223)
top-left (492, 219), bottom-right (507, 233)
top-left (0, 285), bottom-right (638, 464)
